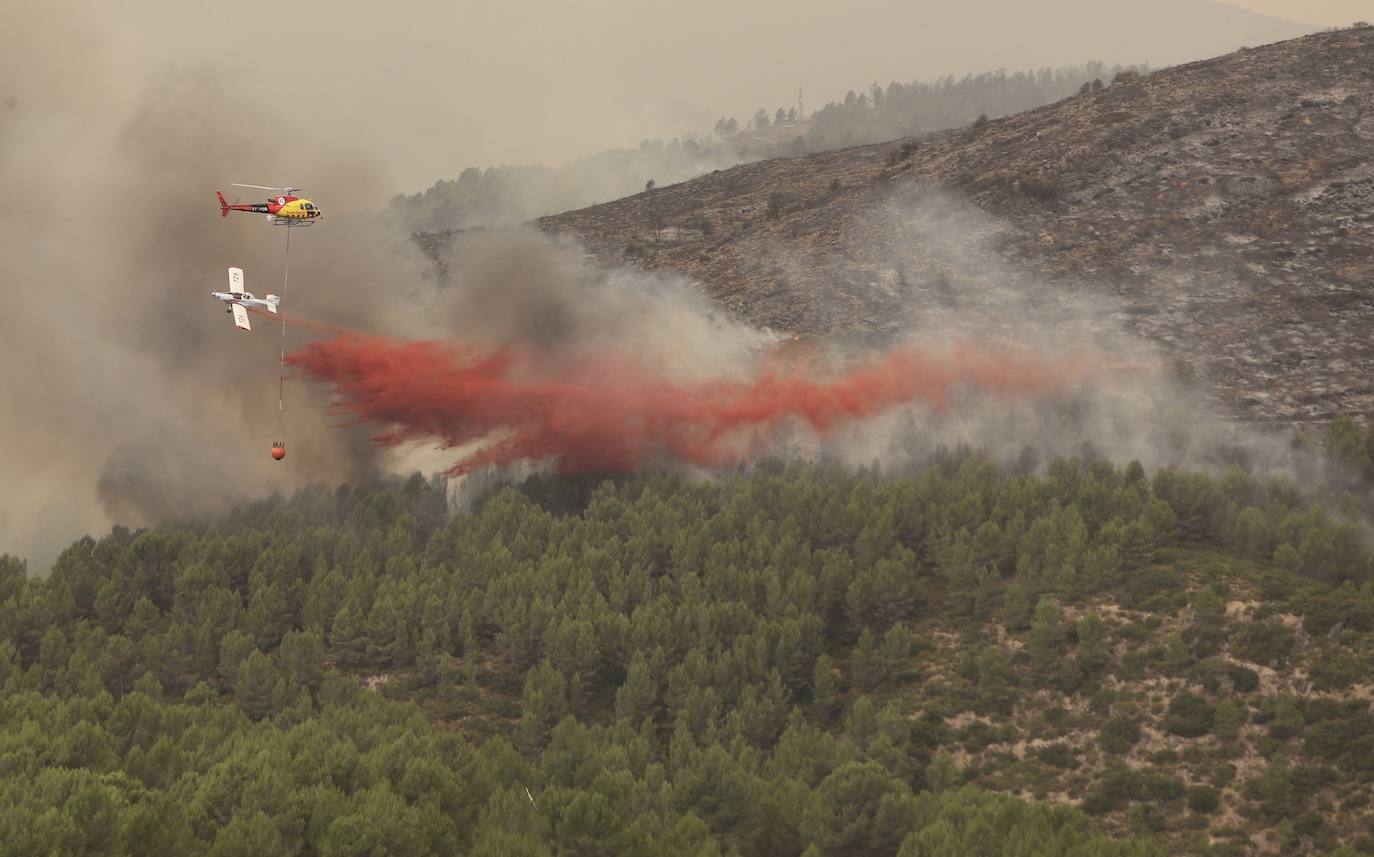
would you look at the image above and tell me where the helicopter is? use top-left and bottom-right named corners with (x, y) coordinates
top-left (216, 184), bottom-right (322, 226)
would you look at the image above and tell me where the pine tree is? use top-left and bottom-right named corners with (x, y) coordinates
top-left (1003, 582), bottom-right (1032, 632)
top-left (330, 603), bottom-right (369, 670)
top-left (1161, 631), bottom-right (1191, 673)
top-left (1269, 695), bottom-right (1304, 740)
top-left (124, 596), bottom-right (160, 642)
top-left (1028, 598), bottom-right (1064, 681)
top-left (208, 810), bottom-right (288, 857)
top-left (1214, 698), bottom-right (1244, 744)
top-left (939, 530), bottom-right (979, 617)
top-left (518, 661), bottom-right (568, 751)
top-left (811, 654), bottom-right (840, 725)
top-left (38, 625), bottom-right (69, 683)
top-left (883, 624), bottom-right (912, 682)
top-left (415, 629), bottom-right (441, 685)
top-left (845, 696), bottom-right (879, 746)
top-left (217, 630), bottom-right (255, 690)
top-left (1188, 586), bottom-right (1227, 656)
top-left (853, 628), bottom-right (885, 691)
top-left (926, 750), bottom-right (961, 791)
top-left (1081, 544), bottom-right (1122, 593)
top-left (1326, 415), bottom-right (1372, 478)
top-left (366, 583), bottom-right (414, 668)
top-left (235, 650), bottom-right (281, 721)
top-left (801, 761), bottom-right (917, 856)
top-left (243, 582), bottom-right (291, 650)
top-left (548, 617), bottom-right (601, 709)
top-left (302, 566), bottom-right (346, 634)
top-left (615, 651), bottom-right (658, 725)
top-left (1077, 613), bottom-right (1110, 675)
top-left (975, 646), bottom-right (1016, 716)
top-left (278, 629), bottom-right (325, 697)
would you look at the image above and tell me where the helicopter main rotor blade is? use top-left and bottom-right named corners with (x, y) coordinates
top-left (230, 182), bottom-right (330, 196)
top-left (232, 183), bottom-right (297, 191)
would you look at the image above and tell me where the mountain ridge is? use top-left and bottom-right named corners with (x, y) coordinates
top-left (516, 25), bottom-right (1374, 428)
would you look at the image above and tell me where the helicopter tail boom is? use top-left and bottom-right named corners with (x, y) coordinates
top-left (216, 190), bottom-right (230, 218)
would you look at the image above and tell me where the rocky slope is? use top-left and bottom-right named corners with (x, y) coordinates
top-left (422, 26), bottom-right (1374, 429)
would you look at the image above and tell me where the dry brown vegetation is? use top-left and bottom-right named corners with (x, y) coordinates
top-left (428, 26), bottom-right (1374, 430)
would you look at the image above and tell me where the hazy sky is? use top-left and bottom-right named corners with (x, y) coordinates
top-left (57, 0), bottom-right (1343, 192)
top-left (1228, 0), bottom-right (1369, 26)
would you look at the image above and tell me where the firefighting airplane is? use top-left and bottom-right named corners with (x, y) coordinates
top-left (211, 267), bottom-right (280, 332)
top-left (216, 184), bottom-right (322, 226)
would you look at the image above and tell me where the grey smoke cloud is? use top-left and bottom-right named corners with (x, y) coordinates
top-left (0, 8), bottom-right (423, 571)
top-left (0, 5), bottom-right (771, 571)
top-left (66, 0), bottom-right (1317, 192)
top-left (421, 227), bottom-right (772, 376)
top-left (754, 185), bottom-right (1316, 482)
top-left (0, 0), bottom-right (1339, 571)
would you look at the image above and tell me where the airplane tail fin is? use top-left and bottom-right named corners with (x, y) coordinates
top-left (265, 295), bottom-right (281, 313)
top-left (216, 190), bottom-right (230, 218)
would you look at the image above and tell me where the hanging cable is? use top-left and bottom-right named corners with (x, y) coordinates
top-left (269, 225), bottom-right (291, 461)
top-left (278, 225), bottom-right (290, 414)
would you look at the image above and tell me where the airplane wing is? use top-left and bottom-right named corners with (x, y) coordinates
top-left (231, 303), bottom-right (251, 332)
top-left (227, 266), bottom-right (245, 295)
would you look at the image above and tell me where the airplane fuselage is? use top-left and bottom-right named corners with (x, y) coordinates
top-left (211, 291), bottom-right (278, 311)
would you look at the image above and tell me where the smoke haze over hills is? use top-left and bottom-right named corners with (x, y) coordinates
top-left (0, 1), bottom-right (1356, 570)
top-left (70, 0), bottom-right (1324, 189)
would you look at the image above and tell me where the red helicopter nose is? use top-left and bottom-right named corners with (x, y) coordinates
top-left (271, 442), bottom-right (286, 461)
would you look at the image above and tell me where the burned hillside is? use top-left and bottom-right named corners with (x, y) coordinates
top-left (420, 26), bottom-right (1374, 429)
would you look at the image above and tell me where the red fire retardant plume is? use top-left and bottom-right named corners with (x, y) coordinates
top-left (285, 332), bottom-right (1076, 476)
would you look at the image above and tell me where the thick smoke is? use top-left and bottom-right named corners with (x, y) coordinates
top-left (417, 228), bottom-right (773, 379)
top-left (350, 183), bottom-right (1321, 495)
top-left (286, 323), bottom-right (1078, 477)
top-left (0, 6), bottom-right (427, 570)
top-left (284, 198), bottom-right (1307, 490)
top-left (781, 186), bottom-right (1316, 480)
top-left (0, 3), bottom-right (1329, 572)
